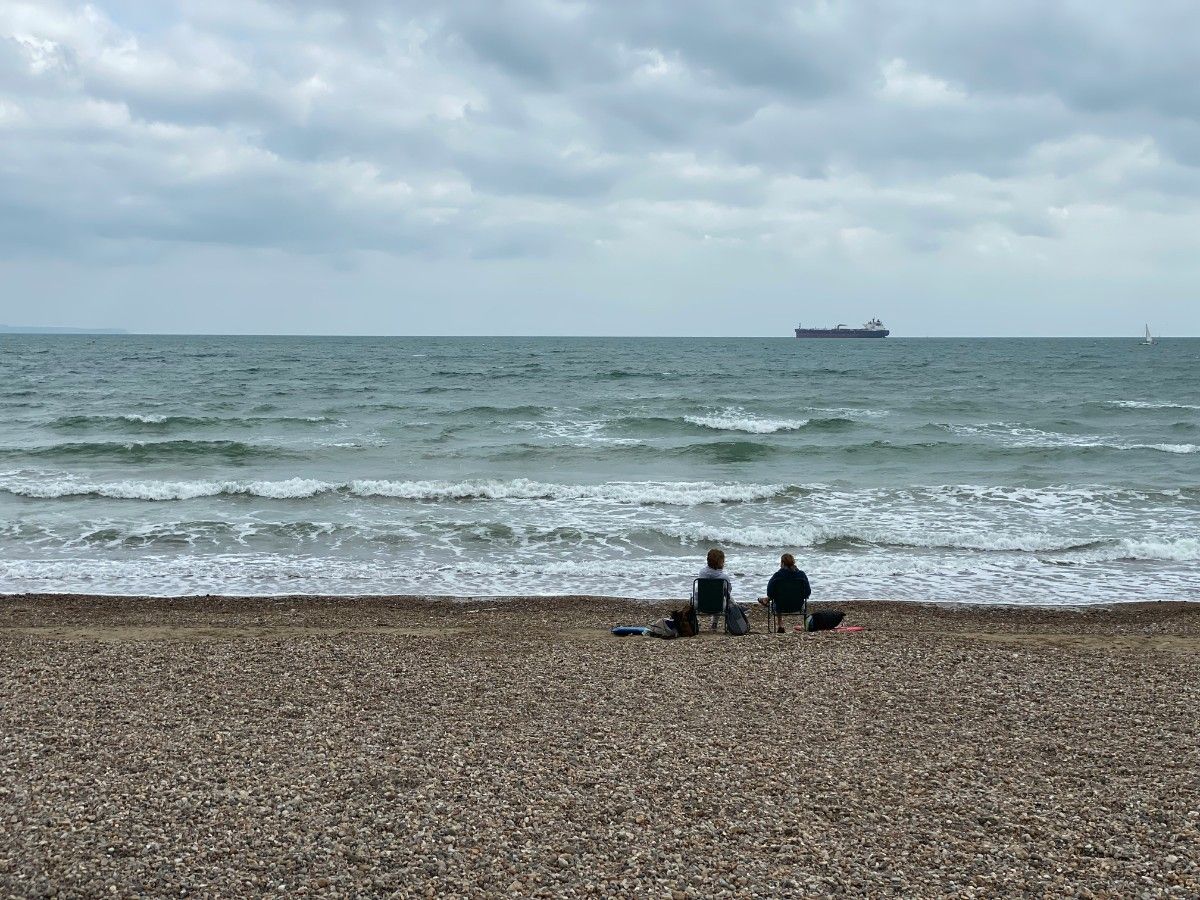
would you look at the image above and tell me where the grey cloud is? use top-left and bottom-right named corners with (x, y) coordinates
top-left (894, 3), bottom-right (1200, 122)
top-left (2, 0), bottom-right (1200, 337)
top-left (598, 1), bottom-right (869, 97)
top-left (453, 150), bottom-right (621, 199)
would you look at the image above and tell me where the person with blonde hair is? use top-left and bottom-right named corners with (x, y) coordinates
top-left (696, 547), bottom-right (732, 631)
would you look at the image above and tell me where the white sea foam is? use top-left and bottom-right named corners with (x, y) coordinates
top-left (660, 523), bottom-right (1093, 553)
top-left (1116, 537), bottom-right (1200, 561)
top-left (0, 475), bottom-right (789, 506)
top-left (242, 478), bottom-right (334, 499)
top-left (1105, 400), bottom-right (1200, 411)
top-left (0, 475), bottom-right (335, 501)
top-left (808, 407), bottom-right (890, 420)
top-left (1061, 537), bottom-right (1200, 564)
top-left (943, 423), bottom-right (1198, 454)
top-left (5, 474), bottom-right (1192, 510)
top-left (4, 548), bottom-right (1193, 603)
top-left (347, 478), bottom-right (786, 505)
top-left (510, 420), bottom-right (644, 447)
top-left (684, 408), bottom-right (810, 434)
top-left (1142, 443), bottom-right (1200, 454)
top-left (121, 413), bottom-right (168, 424)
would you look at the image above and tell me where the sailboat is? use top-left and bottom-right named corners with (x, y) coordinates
top-left (1139, 324), bottom-right (1155, 347)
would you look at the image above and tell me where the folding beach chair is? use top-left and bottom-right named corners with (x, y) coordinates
top-left (692, 577), bottom-right (729, 632)
top-left (768, 579), bottom-right (810, 632)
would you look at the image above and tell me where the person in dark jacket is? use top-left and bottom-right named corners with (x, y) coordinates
top-left (759, 552), bottom-right (811, 633)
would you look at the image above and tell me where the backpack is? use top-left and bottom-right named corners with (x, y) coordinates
top-left (672, 605), bottom-right (699, 638)
top-left (805, 610), bottom-right (845, 632)
top-left (725, 602), bottom-right (750, 636)
top-left (644, 618), bottom-right (678, 639)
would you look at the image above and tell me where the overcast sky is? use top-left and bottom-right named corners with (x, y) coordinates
top-left (1, 1), bottom-right (1198, 336)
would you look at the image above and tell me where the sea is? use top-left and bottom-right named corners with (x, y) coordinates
top-left (1, 335), bottom-right (1197, 605)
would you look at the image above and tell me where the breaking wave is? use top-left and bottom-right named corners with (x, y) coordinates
top-left (657, 523), bottom-right (1116, 554)
top-left (1103, 400), bottom-right (1200, 411)
top-left (936, 424), bottom-right (1199, 455)
top-left (682, 409), bottom-right (813, 434)
top-left (1054, 537), bottom-right (1200, 564)
top-left (0, 475), bottom-right (796, 505)
top-left (0, 440), bottom-right (299, 462)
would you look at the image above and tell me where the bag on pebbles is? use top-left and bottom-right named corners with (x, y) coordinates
top-left (672, 605), bottom-right (699, 638)
top-left (725, 602), bottom-right (750, 636)
top-left (644, 618), bottom-right (679, 639)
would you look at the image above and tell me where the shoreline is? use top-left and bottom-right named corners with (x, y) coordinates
top-left (4, 593), bottom-right (1198, 895)
top-left (4, 590), bottom-right (1198, 609)
top-left (5, 594), bottom-right (1200, 646)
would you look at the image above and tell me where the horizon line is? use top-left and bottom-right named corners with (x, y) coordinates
top-left (2, 331), bottom-right (1195, 340)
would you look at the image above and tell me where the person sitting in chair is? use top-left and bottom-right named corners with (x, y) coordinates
top-left (697, 547), bottom-right (732, 631)
top-left (759, 552), bottom-right (811, 633)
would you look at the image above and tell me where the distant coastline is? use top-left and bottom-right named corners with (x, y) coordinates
top-left (0, 325), bottom-right (128, 334)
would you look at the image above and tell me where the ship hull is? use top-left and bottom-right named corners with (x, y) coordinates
top-left (794, 329), bottom-right (890, 338)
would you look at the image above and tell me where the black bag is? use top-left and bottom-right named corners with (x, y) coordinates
top-left (725, 602), bottom-right (750, 636)
top-left (805, 610), bottom-right (845, 632)
top-left (672, 605), bottom-right (699, 638)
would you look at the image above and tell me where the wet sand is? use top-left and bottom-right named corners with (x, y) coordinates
top-left (2, 595), bottom-right (1198, 897)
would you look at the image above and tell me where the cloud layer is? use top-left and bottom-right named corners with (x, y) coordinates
top-left (2, 1), bottom-right (1199, 334)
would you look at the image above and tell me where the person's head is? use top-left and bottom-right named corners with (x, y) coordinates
top-left (706, 548), bottom-right (725, 570)
top-left (780, 552), bottom-right (796, 569)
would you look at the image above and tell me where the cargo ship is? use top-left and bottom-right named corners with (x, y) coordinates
top-left (794, 317), bottom-right (889, 338)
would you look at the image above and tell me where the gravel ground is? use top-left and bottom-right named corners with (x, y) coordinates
top-left (2, 595), bottom-right (1198, 898)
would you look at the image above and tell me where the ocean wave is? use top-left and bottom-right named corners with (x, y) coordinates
top-left (657, 523), bottom-right (1111, 554)
top-left (1104, 400), bottom-right (1200, 411)
top-left (457, 404), bottom-right (552, 418)
top-left (1055, 537), bottom-right (1200, 564)
top-left (916, 483), bottom-right (1200, 508)
top-left (0, 440), bottom-right (299, 462)
top-left (0, 475), bottom-right (794, 505)
top-left (808, 407), bottom-right (891, 420)
top-left (70, 520), bottom-right (407, 550)
top-left (674, 413), bottom-right (859, 435)
top-left (508, 420), bottom-right (646, 447)
top-left (673, 440), bottom-right (781, 462)
top-left (47, 413), bottom-right (335, 431)
top-left (908, 398), bottom-right (988, 413)
top-left (0, 476), bottom-right (334, 501)
top-left (345, 478), bottom-right (789, 504)
top-left (683, 408), bottom-right (811, 434)
top-left (8, 473), bottom-right (1193, 511)
top-left (937, 424), bottom-right (1198, 454)
top-left (801, 417), bottom-right (859, 432)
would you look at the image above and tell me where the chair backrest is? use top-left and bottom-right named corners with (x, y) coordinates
top-left (772, 578), bottom-right (809, 616)
top-left (692, 578), bottom-right (727, 615)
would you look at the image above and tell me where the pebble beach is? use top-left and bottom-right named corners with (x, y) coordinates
top-left (2, 595), bottom-right (1198, 898)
